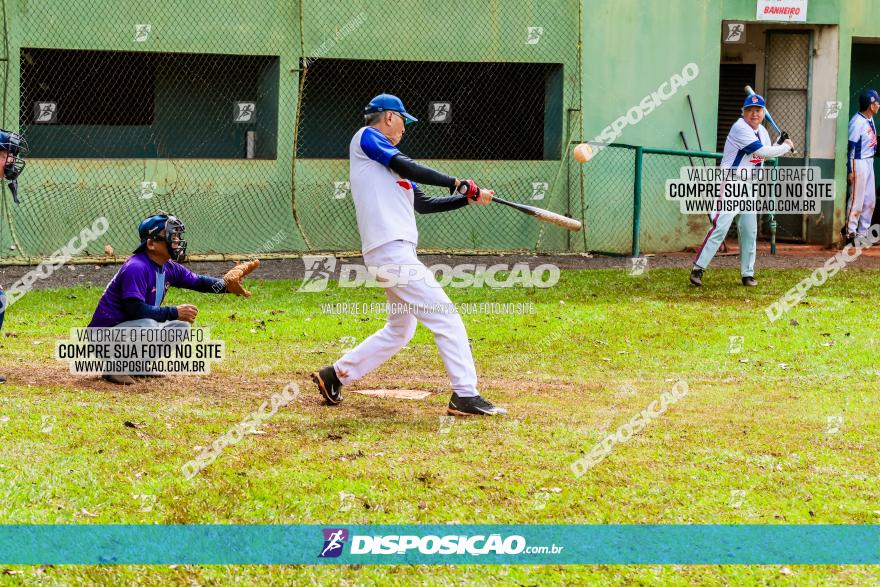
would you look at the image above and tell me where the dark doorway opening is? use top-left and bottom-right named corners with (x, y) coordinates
top-left (717, 64), bottom-right (756, 152)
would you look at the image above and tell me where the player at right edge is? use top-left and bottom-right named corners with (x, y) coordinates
top-left (690, 93), bottom-right (794, 287)
top-left (844, 90), bottom-right (879, 245)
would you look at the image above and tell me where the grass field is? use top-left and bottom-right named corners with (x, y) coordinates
top-left (1, 264), bottom-right (879, 585)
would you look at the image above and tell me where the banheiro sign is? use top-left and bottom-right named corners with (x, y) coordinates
top-left (757, 0), bottom-right (807, 22)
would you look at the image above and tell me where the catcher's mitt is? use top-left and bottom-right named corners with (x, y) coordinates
top-left (223, 259), bottom-right (260, 297)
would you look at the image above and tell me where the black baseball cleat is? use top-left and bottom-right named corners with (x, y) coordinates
top-left (689, 268), bottom-right (704, 287)
top-left (102, 373), bottom-right (136, 385)
top-left (312, 365), bottom-right (343, 405)
top-left (447, 393), bottom-right (507, 416)
top-left (845, 232), bottom-right (857, 246)
top-left (741, 276), bottom-right (758, 287)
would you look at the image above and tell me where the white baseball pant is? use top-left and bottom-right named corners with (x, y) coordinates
top-left (694, 212), bottom-right (757, 277)
top-left (848, 158), bottom-right (876, 236)
top-left (333, 239), bottom-right (479, 397)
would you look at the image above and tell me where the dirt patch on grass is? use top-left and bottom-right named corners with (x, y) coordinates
top-left (2, 360), bottom-right (593, 408)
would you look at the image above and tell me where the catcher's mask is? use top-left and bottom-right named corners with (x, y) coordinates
top-left (0, 129), bottom-right (28, 203)
top-left (135, 213), bottom-right (188, 262)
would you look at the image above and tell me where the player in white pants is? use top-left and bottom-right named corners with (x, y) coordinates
top-left (845, 90), bottom-right (879, 244)
top-left (690, 93), bottom-right (793, 287)
top-left (311, 94), bottom-right (506, 416)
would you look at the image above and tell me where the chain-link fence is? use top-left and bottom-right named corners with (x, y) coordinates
top-left (593, 144), bottom-right (778, 257)
top-left (4, 1), bottom-right (301, 260)
top-left (0, 0), bottom-right (590, 262)
top-left (640, 148), bottom-right (722, 256)
top-left (293, 1), bottom-right (582, 255)
top-left (1, 1), bottom-right (769, 262)
top-left (579, 144), bottom-right (723, 257)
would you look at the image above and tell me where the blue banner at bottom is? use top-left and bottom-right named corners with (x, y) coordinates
top-left (0, 525), bottom-right (877, 565)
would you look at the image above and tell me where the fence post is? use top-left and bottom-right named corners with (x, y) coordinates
top-left (632, 146), bottom-right (643, 257)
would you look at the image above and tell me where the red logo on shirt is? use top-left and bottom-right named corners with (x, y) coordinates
top-left (750, 155), bottom-right (764, 166)
top-left (397, 180), bottom-right (412, 190)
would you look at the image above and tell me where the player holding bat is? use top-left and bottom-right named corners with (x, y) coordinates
top-left (88, 213), bottom-right (259, 385)
top-left (311, 94), bottom-right (507, 416)
top-left (690, 93), bottom-right (793, 287)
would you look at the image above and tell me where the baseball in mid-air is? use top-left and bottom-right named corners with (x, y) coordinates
top-left (573, 143), bottom-right (593, 163)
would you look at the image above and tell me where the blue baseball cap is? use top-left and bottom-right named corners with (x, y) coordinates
top-left (365, 94), bottom-right (418, 125)
top-left (743, 94), bottom-right (766, 109)
top-left (859, 90), bottom-right (880, 111)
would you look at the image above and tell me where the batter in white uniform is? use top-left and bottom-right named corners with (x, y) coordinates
top-left (311, 94), bottom-right (507, 416)
top-left (690, 93), bottom-right (793, 287)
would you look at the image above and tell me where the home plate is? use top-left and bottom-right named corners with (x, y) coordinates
top-left (351, 389), bottom-right (432, 400)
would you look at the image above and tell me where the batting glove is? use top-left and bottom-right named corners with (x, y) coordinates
top-left (455, 179), bottom-right (480, 201)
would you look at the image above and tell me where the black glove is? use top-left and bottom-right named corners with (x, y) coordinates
top-left (454, 179), bottom-right (480, 201)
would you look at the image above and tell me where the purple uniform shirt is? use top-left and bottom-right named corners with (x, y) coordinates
top-left (89, 252), bottom-right (199, 327)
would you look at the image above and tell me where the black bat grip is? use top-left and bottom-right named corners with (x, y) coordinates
top-left (776, 131), bottom-right (794, 155)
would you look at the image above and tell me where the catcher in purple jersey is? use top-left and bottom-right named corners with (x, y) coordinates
top-left (0, 128), bottom-right (28, 384)
top-left (89, 213), bottom-right (259, 384)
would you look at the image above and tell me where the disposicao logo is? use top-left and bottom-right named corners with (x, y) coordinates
top-left (317, 529), bottom-right (533, 557)
top-left (319, 528), bottom-right (349, 558)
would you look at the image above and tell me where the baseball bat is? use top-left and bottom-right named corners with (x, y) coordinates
top-left (492, 197), bottom-right (582, 232)
top-left (679, 131), bottom-right (697, 167)
top-left (745, 85), bottom-right (794, 154)
top-left (687, 93), bottom-right (715, 241)
top-left (681, 131), bottom-right (717, 227)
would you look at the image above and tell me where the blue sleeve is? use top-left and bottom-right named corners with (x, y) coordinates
top-left (192, 275), bottom-right (226, 294)
top-left (122, 298), bottom-right (179, 322)
top-left (848, 141), bottom-right (857, 173)
top-left (360, 127), bottom-right (401, 167)
top-left (741, 140), bottom-right (763, 155)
